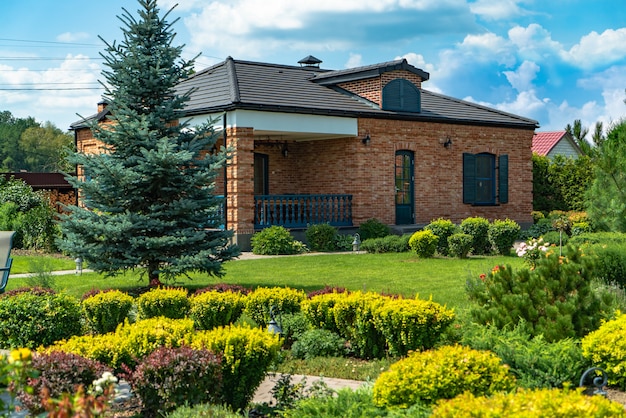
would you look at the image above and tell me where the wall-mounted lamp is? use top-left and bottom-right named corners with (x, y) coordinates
top-left (362, 134), bottom-right (371, 146)
top-left (442, 137), bottom-right (453, 149)
top-left (281, 143), bottom-right (289, 157)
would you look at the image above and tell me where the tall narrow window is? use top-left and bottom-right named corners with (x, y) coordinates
top-left (254, 153), bottom-right (269, 195)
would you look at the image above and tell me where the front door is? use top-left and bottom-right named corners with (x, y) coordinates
top-left (395, 150), bottom-right (414, 225)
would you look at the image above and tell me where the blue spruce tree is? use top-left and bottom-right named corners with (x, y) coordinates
top-left (59, 0), bottom-right (239, 285)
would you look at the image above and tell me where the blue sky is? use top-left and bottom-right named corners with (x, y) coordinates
top-left (1, 0), bottom-right (625, 135)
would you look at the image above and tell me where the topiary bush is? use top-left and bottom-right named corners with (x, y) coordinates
top-left (372, 298), bottom-right (455, 357)
top-left (582, 312), bottom-right (626, 389)
top-left (460, 217), bottom-right (491, 255)
top-left (82, 289), bottom-right (135, 334)
top-left (372, 345), bottom-right (516, 408)
top-left (447, 233), bottom-right (473, 258)
top-left (360, 234), bottom-right (410, 253)
top-left (305, 223), bottom-right (338, 252)
top-left (136, 287), bottom-right (191, 320)
top-left (18, 351), bottom-right (111, 416)
top-left (244, 286), bottom-right (306, 328)
top-left (409, 230), bottom-right (438, 258)
top-left (462, 323), bottom-right (589, 389)
top-left (430, 387), bottom-right (625, 418)
top-left (0, 290), bottom-right (83, 348)
top-left (251, 225), bottom-right (307, 255)
top-left (467, 245), bottom-right (607, 342)
top-left (191, 325), bottom-right (282, 411)
top-left (47, 317), bottom-right (196, 370)
top-left (189, 290), bottom-right (245, 330)
top-left (357, 218), bottom-right (391, 240)
top-left (291, 328), bottom-right (348, 359)
top-left (127, 345), bottom-right (222, 417)
top-left (425, 218), bottom-right (456, 256)
top-left (488, 218), bottom-right (520, 255)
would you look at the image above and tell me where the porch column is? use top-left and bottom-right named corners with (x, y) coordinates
top-left (225, 126), bottom-right (255, 250)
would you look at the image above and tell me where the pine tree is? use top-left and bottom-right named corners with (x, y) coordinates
top-left (59, 0), bottom-right (239, 284)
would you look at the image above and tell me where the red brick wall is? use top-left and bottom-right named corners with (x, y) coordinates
top-left (338, 70), bottom-right (424, 107)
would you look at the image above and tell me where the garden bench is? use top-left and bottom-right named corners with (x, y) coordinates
top-left (0, 231), bottom-right (16, 294)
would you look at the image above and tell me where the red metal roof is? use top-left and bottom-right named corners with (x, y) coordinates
top-left (532, 131), bottom-right (567, 156)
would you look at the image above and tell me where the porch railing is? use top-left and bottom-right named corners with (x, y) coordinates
top-left (255, 194), bottom-right (352, 228)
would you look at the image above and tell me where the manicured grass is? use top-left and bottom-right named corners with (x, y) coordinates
top-left (8, 252), bottom-right (525, 311)
top-left (11, 253), bottom-right (77, 274)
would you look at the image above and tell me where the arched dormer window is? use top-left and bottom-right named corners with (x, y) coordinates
top-left (382, 78), bottom-right (421, 112)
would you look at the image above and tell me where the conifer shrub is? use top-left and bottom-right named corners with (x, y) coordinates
top-left (372, 298), bottom-right (455, 357)
top-left (0, 290), bottom-right (83, 348)
top-left (305, 223), bottom-right (338, 252)
top-left (447, 233), bottom-right (473, 258)
top-left (18, 351), bottom-right (111, 415)
top-left (582, 312), bottom-right (626, 389)
top-left (462, 323), bottom-right (589, 389)
top-left (136, 287), bottom-right (191, 320)
top-left (127, 346), bottom-right (222, 417)
top-left (291, 328), bottom-right (348, 359)
top-left (251, 225), bottom-right (307, 255)
top-left (357, 218), bottom-right (391, 240)
top-left (488, 218), bottom-right (520, 255)
top-left (333, 291), bottom-right (388, 359)
top-left (48, 317), bottom-right (195, 370)
top-left (82, 289), bottom-right (135, 334)
top-left (244, 286), bottom-right (306, 327)
top-left (300, 291), bottom-right (346, 334)
top-left (189, 290), bottom-right (245, 330)
top-left (408, 230), bottom-right (438, 258)
top-left (191, 325), bottom-right (282, 410)
top-left (425, 218), bottom-right (457, 256)
top-left (460, 216), bottom-right (491, 254)
top-left (372, 345), bottom-right (516, 408)
top-left (467, 245), bottom-right (605, 342)
top-left (430, 388), bottom-right (625, 418)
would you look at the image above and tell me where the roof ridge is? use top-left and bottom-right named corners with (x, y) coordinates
top-left (225, 57), bottom-right (241, 103)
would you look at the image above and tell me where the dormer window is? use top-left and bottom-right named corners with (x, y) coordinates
top-left (382, 78), bottom-right (421, 112)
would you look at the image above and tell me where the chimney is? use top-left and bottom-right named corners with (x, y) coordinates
top-left (97, 100), bottom-right (108, 113)
top-left (298, 55), bottom-right (322, 68)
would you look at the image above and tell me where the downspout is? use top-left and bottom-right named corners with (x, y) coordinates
top-left (73, 129), bottom-right (79, 206)
top-left (223, 112), bottom-right (228, 230)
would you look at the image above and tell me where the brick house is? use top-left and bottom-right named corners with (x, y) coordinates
top-left (72, 56), bottom-right (538, 250)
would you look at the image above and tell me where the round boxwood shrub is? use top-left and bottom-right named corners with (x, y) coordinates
top-left (357, 218), bottom-right (391, 240)
top-left (305, 223), bottom-right (338, 252)
top-left (82, 289), bottom-right (135, 334)
top-left (425, 218), bottom-right (456, 256)
top-left (136, 287), bottom-right (191, 320)
top-left (190, 290), bottom-right (245, 330)
top-left (447, 233), bottom-right (473, 258)
top-left (409, 230), bottom-right (438, 258)
top-left (372, 345), bottom-right (516, 408)
top-left (460, 217), bottom-right (491, 255)
top-left (430, 387), bottom-right (625, 418)
top-left (488, 218), bottom-right (520, 255)
top-left (0, 290), bottom-right (83, 348)
top-left (244, 286), bottom-right (306, 327)
top-left (251, 225), bottom-right (307, 255)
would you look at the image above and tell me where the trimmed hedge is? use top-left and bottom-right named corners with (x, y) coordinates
top-left (82, 290), bottom-right (134, 334)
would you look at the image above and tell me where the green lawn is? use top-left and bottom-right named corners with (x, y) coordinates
top-left (9, 252), bottom-right (525, 311)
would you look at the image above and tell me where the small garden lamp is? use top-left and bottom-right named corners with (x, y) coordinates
top-left (74, 257), bottom-right (83, 275)
top-left (579, 367), bottom-right (608, 397)
top-left (267, 306), bottom-right (283, 335)
top-left (352, 233), bottom-right (361, 252)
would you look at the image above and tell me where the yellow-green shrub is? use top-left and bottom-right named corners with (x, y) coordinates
top-left (82, 290), bottom-right (135, 334)
top-left (431, 387), bottom-right (625, 417)
top-left (333, 291), bottom-right (387, 358)
top-left (190, 290), bottom-right (245, 330)
top-left (191, 325), bottom-right (282, 410)
top-left (244, 287), bottom-right (306, 327)
top-left (300, 292), bottom-right (345, 333)
top-left (47, 317), bottom-right (195, 369)
top-left (136, 287), bottom-right (190, 320)
top-left (409, 230), bottom-right (438, 258)
top-left (372, 345), bottom-right (516, 408)
top-left (372, 298), bottom-right (455, 356)
top-left (582, 312), bottom-right (626, 389)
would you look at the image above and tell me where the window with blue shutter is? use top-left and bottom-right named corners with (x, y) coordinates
top-left (463, 152), bottom-right (508, 205)
top-left (382, 79), bottom-right (421, 112)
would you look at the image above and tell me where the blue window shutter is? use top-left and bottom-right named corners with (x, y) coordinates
top-left (463, 153), bottom-right (476, 204)
top-left (383, 79), bottom-right (421, 112)
top-left (498, 154), bottom-right (508, 204)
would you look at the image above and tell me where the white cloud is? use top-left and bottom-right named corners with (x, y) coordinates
top-left (561, 28), bottom-right (626, 69)
top-left (345, 53), bottom-right (363, 68)
top-left (456, 32), bottom-right (515, 66)
top-left (508, 24), bottom-right (562, 61)
top-left (56, 32), bottom-right (90, 42)
top-left (469, 0), bottom-right (528, 20)
top-left (503, 60), bottom-right (539, 92)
